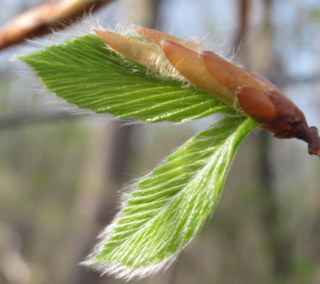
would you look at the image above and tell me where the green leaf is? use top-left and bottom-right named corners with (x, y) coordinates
top-left (20, 34), bottom-right (239, 123)
top-left (83, 117), bottom-right (260, 279)
top-left (19, 31), bottom-right (261, 280)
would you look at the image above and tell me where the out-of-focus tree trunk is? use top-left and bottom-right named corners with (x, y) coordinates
top-left (240, 0), bottom-right (293, 282)
top-left (77, 122), bottom-right (135, 284)
top-left (234, 0), bottom-right (249, 49)
top-left (50, 120), bottom-right (128, 284)
top-left (69, 1), bottom-right (167, 284)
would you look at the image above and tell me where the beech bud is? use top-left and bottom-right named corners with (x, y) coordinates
top-left (94, 27), bottom-right (320, 157)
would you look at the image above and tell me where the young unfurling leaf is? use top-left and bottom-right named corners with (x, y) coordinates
top-left (16, 22), bottom-right (319, 280)
top-left (83, 117), bottom-right (260, 279)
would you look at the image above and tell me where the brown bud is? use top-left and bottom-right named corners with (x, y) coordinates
top-left (160, 40), bottom-right (239, 110)
top-left (94, 27), bottom-right (320, 157)
top-left (93, 29), bottom-right (159, 70)
top-left (199, 49), bottom-right (320, 157)
top-left (236, 86), bottom-right (320, 157)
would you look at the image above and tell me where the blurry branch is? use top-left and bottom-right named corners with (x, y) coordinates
top-left (0, 0), bottom-right (113, 50)
top-left (0, 112), bottom-right (76, 130)
top-left (234, 0), bottom-right (249, 49)
top-left (0, 0), bottom-right (113, 130)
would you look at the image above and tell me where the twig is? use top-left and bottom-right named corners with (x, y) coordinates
top-left (0, 0), bottom-right (113, 50)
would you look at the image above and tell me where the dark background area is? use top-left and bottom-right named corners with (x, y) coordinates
top-left (1, 0), bottom-right (320, 283)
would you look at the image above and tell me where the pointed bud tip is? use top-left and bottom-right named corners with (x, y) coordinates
top-left (199, 50), bottom-right (210, 57)
top-left (92, 28), bottom-right (102, 34)
top-left (92, 29), bottom-right (111, 40)
top-left (235, 86), bottom-right (244, 94)
top-left (160, 40), bottom-right (176, 52)
top-left (132, 24), bottom-right (142, 31)
top-left (160, 39), bottom-right (170, 46)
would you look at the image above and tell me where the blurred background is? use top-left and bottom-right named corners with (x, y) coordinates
top-left (1, 0), bottom-right (320, 283)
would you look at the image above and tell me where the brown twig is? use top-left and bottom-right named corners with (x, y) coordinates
top-left (0, 0), bottom-right (112, 50)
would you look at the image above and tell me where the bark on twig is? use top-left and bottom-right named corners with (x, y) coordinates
top-left (0, 0), bottom-right (112, 50)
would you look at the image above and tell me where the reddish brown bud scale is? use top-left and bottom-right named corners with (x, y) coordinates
top-left (160, 40), bottom-right (240, 110)
top-left (235, 87), bottom-right (277, 123)
top-left (200, 50), bottom-right (270, 94)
